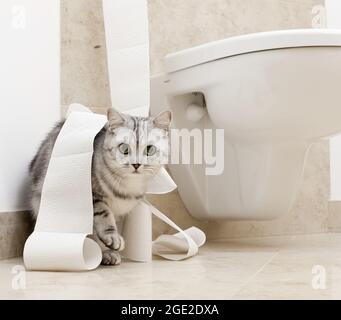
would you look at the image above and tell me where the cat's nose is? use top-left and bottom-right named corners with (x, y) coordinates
top-left (132, 164), bottom-right (141, 170)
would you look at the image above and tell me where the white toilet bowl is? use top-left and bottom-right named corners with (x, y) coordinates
top-left (151, 29), bottom-right (341, 220)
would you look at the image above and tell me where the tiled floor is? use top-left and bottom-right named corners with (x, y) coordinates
top-left (1, 233), bottom-right (341, 300)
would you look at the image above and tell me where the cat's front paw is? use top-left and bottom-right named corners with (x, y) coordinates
top-left (102, 250), bottom-right (121, 266)
top-left (99, 230), bottom-right (125, 251)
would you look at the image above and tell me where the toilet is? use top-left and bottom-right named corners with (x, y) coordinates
top-left (151, 29), bottom-right (341, 221)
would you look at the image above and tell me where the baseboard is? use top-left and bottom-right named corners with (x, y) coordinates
top-left (328, 201), bottom-right (341, 232)
top-left (0, 211), bottom-right (32, 260)
top-left (1, 201), bottom-right (339, 261)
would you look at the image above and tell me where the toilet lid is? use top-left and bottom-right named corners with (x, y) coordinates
top-left (165, 29), bottom-right (341, 73)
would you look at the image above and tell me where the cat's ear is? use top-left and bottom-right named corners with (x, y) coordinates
top-left (107, 108), bottom-right (125, 131)
top-left (153, 111), bottom-right (172, 130)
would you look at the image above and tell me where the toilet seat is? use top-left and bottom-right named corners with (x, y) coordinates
top-left (165, 29), bottom-right (341, 73)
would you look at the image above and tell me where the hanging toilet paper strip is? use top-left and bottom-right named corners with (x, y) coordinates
top-left (23, 106), bottom-right (206, 271)
top-left (102, 0), bottom-right (150, 117)
top-left (24, 110), bottom-right (107, 271)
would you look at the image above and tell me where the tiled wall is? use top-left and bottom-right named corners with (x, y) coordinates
top-left (148, 0), bottom-right (324, 74)
top-left (61, 0), bottom-right (332, 240)
top-left (0, 212), bottom-right (32, 260)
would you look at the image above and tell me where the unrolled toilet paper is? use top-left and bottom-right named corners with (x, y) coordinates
top-left (24, 105), bottom-right (206, 271)
top-left (149, 203), bottom-right (206, 261)
top-left (24, 110), bottom-right (107, 271)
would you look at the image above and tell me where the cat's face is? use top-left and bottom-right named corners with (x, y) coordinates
top-left (102, 109), bottom-right (171, 180)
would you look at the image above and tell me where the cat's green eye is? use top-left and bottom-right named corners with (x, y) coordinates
top-left (144, 145), bottom-right (157, 157)
top-left (118, 143), bottom-right (130, 156)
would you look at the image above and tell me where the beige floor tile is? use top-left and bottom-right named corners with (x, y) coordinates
top-left (1, 234), bottom-right (341, 300)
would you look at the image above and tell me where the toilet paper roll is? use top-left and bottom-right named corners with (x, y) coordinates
top-left (122, 202), bottom-right (153, 262)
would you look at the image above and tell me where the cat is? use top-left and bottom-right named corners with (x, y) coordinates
top-left (29, 108), bottom-right (172, 266)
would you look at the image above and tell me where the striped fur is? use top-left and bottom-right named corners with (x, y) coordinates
top-left (29, 109), bottom-right (171, 265)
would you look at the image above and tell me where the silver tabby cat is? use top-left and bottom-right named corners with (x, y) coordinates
top-left (29, 109), bottom-right (171, 266)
